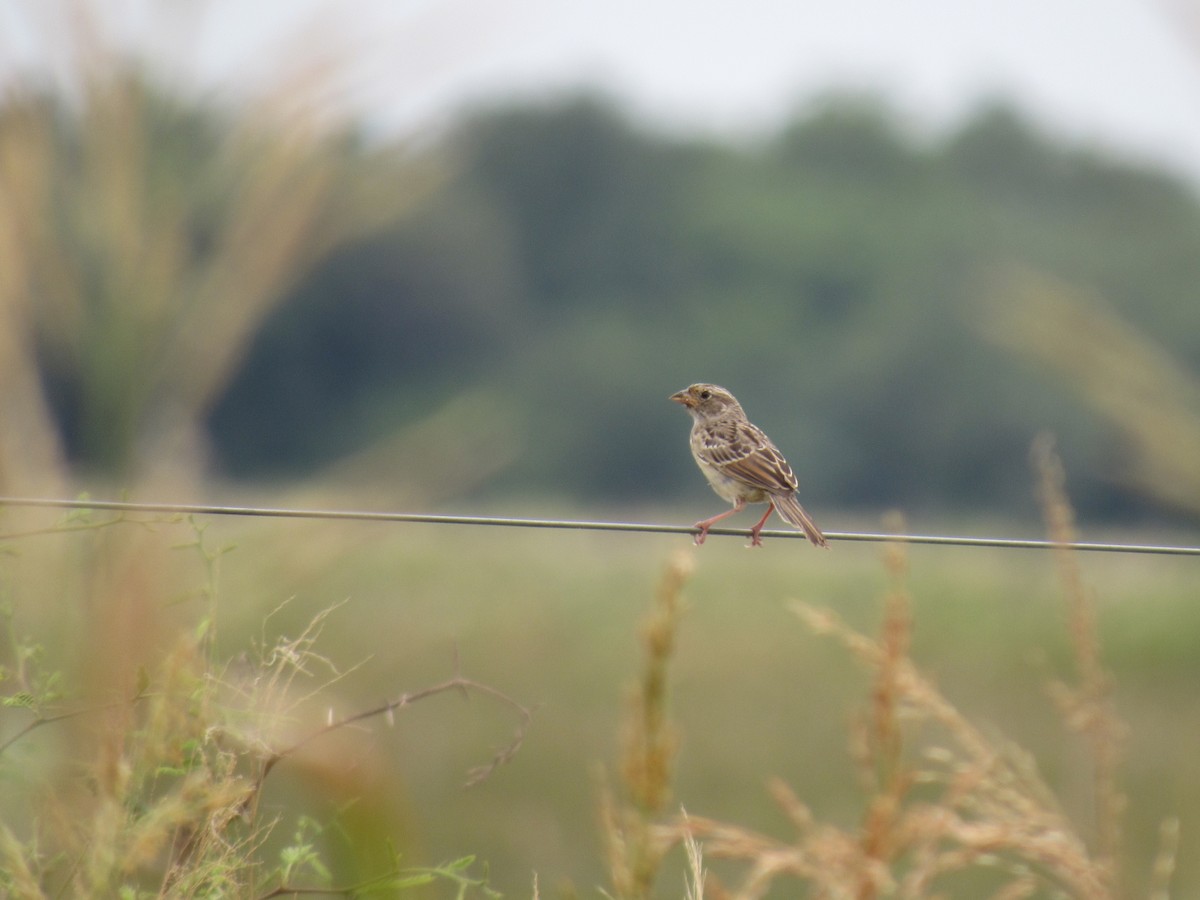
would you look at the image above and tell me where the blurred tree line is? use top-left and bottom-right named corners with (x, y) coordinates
top-left (9, 78), bottom-right (1200, 520)
top-left (210, 93), bottom-right (1200, 520)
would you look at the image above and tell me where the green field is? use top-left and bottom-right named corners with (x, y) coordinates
top-left (1, 505), bottom-right (1197, 897)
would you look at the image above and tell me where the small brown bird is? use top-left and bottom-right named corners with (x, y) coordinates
top-left (671, 383), bottom-right (828, 548)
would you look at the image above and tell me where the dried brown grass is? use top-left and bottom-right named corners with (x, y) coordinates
top-left (0, 2), bottom-right (434, 493)
top-left (601, 549), bottom-right (694, 900)
top-left (603, 447), bottom-right (1176, 899)
top-left (988, 267), bottom-right (1200, 519)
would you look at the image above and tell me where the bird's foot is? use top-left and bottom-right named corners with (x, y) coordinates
top-left (693, 503), bottom-right (746, 546)
top-left (746, 503), bottom-right (773, 548)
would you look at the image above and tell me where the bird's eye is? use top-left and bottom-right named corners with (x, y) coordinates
top-left (699, 390), bottom-right (711, 400)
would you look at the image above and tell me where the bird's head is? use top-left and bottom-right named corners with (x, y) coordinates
top-left (670, 383), bottom-right (743, 420)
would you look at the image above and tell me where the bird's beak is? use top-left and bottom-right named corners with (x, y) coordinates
top-left (670, 390), bottom-right (694, 408)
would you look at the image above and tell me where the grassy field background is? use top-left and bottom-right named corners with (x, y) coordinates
top-left (1, 499), bottom-right (1196, 896)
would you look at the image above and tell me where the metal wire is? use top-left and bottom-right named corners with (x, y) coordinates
top-left (0, 495), bottom-right (1197, 556)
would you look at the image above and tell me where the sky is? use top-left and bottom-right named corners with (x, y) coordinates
top-left (5, 0), bottom-right (1200, 180)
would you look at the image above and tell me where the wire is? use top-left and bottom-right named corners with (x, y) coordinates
top-left (0, 495), bottom-right (1197, 556)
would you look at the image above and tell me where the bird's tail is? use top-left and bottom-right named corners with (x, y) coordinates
top-left (773, 493), bottom-right (829, 548)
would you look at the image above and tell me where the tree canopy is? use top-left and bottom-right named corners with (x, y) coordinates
top-left (14, 83), bottom-right (1198, 520)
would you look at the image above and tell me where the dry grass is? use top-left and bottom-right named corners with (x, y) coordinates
top-left (0, 17), bottom-right (471, 889)
top-left (601, 549), bottom-right (694, 900)
top-left (988, 267), bottom-right (1200, 518)
top-left (0, 453), bottom-right (1186, 899)
top-left (602, 445), bottom-right (1177, 899)
top-left (0, 514), bottom-right (526, 898)
top-left (0, 2), bottom-right (434, 493)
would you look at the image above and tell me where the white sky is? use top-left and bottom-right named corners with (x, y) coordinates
top-left (5, 0), bottom-right (1200, 179)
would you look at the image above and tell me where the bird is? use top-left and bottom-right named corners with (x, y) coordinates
top-left (670, 383), bottom-right (828, 548)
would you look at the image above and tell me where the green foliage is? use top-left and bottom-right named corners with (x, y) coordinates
top-left (207, 92), bottom-right (1200, 519)
top-left (0, 513), bottom-right (528, 899)
top-left (0, 611), bottom-right (63, 715)
top-left (278, 816), bottom-right (335, 885)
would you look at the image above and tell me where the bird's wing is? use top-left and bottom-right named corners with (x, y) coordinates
top-left (696, 420), bottom-right (799, 494)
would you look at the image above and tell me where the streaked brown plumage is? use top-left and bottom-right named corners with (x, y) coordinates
top-left (670, 383), bottom-right (828, 548)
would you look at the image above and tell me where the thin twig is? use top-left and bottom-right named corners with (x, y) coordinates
top-left (0, 515), bottom-right (125, 542)
top-left (251, 674), bottom-right (533, 804)
top-left (0, 694), bottom-right (146, 755)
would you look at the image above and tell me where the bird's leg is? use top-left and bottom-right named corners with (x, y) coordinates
top-left (747, 502), bottom-right (776, 548)
top-left (693, 498), bottom-right (745, 545)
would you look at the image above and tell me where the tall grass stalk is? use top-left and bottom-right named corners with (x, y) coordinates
top-left (989, 267), bottom-right (1200, 518)
top-left (0, 2), bottom-right (433, 490)
top-left (1034, 433), bottom-right (1126, 886)
top-left (601, 549), bottom-right (693, 899)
